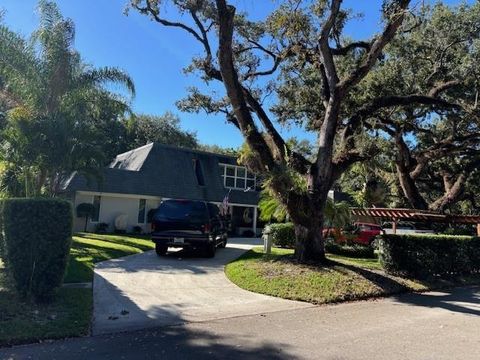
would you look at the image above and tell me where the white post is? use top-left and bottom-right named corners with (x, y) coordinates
top-left (253, 207), bottom-right (258, 236)
top-left (263, 227), bottom-right (272, 254)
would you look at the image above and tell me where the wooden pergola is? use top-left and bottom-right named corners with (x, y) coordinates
top-left (351, 208), bottom-right (480, 236)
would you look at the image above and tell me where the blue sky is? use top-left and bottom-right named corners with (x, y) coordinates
top-left (0, 0), bottom-right (467, 148)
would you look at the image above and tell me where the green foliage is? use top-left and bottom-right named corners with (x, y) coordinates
top-left (95, 222), bottom-right (109, 234)
top-left (0, 1), bottom-right (134, 196)
top-left (265, 223), bottom-right (295, 248)
top-left (258, 191), bottom-right (288, 223)
top-left (122, 112), bottom-right (198, 151)
top-left (76, 203), bottom-right (95, 218)
top-left (76, 202), bottom-right (95, 232)
top-left (0, 198), bottom-right (72, 301)
top-left (198, 144), bottom-right (238, 156)
top-left (324, 200), bottom-right (351, 229)
top-left (377, 234), bottom-right (480, 278)
top-left (132, 225), bottom-right (143, 234)
top-left (325, 240), bottom-right (375, 259)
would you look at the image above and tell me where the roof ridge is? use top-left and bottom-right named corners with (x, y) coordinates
top-left (115, 142), bottom-right (154, 158)
top-left (150, 142), bottom-right (237, 159)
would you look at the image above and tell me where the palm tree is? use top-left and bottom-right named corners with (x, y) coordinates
top-left (0, 0), bottom-right (135, 196)
top-left (323, 200), bottom-right (351, 229)
top-left (259, 187), bottom-right (351, 229)
top-left (258, 189), bottom-right (288, 223)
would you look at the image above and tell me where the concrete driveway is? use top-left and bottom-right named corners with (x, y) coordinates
top-left (93, 238), bottom-right (311, 335)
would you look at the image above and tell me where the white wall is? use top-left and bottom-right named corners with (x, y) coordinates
top-left (73, 192), bottom-right (161, 233)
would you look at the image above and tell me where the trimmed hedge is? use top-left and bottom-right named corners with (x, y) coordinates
top-left (325, 240), bottom-right (375, 258)
top-left (0, 198), bottom-right (73, 301)
top-left (377, 234), bottom-right (480, 278)
top-left (265, 223), bottom-right (295, 248)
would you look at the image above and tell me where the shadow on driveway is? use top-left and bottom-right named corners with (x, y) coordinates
top-left (92, 238), bottom-right (310, 335)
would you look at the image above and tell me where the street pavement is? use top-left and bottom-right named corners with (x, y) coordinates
top-left (2, 286), bottom-right (479, 359)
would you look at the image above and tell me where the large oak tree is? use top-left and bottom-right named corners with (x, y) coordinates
top-left (131, 0), bottom-right (465, 262)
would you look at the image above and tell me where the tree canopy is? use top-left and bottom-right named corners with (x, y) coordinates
top-left (0, 1), bottom-right (203, 197)
top-left (130, 0), bottom-right (477, 262)
top-left (0, 0), bottom-right (135, 196)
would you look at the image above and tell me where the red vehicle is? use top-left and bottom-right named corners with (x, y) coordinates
top-left (323, 222), bottom-right (383, 245)
top-left (353, 222), bottom-right (384, 245)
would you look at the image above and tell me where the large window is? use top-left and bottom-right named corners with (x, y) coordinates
top-left (92, 195), bottom-right (101, 222)
top-left (138, 199), bottom-right (146, 224)
top-left (220, 164), bottom-right (256, 190)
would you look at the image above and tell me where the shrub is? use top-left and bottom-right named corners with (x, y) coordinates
top-left (325, 239), bottom-right (376, 258)
top-left (265, 223), bottom-right (295, 248)
top-left (95, 222), bottom-right (109, 233)
top-left (377, 234), bottom-right (480, 278)
top-left (76, 203), bottom-right (95, 232)
top-left (0, 198), bottom-right (72, 301)
top-left (132, 225), bottom-right (143, 234)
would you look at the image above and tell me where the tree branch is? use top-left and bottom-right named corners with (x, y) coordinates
top-left (330, 41), bottom-right (371, 55)
top-left (339, 0), bottom-right (411, 92)
top-left (132, 2), bottom-right (204, 44)
top-left (215, 0), bottom-right (276, 170)
top-left (318, 0), bottom-right (342, 93)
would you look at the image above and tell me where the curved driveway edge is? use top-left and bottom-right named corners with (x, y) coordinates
top-left (93, 238), bottom-right (312, 335)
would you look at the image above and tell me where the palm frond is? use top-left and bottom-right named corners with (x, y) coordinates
top-left (76, 67), bottom-right (136, 98)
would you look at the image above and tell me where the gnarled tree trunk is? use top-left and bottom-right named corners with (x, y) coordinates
top-left (293, 214), bottom-right (325, 262)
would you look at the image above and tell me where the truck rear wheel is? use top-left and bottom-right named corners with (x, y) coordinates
top-left (205, 242), bottom-right (216, 258)
top-left (218, 236), bottom-right (227, 249)
top-left (155, 243), bottom-right (168, 256)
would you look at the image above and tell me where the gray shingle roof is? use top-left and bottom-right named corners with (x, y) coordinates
top-left (63, 143), bottom-right (259, 206)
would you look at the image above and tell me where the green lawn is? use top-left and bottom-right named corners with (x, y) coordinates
top-left (225, 247), bottom-right (480, 305)
top-left (1, 232), bottom-right (155, 347)
top-left (0, 260), bottom-right (91, 347)
top-left (64, 232), bottom-right (154, 283)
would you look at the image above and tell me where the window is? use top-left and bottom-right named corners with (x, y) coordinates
top-left (155, 200), bottom-right (209, 223)
top-left (138, 199), bottom-right (146, 224)
top-left (92, 195), bottom-right (101, 222)
top-left (220, 164), bottom-right (256, 190)
top-left (193, 159), bottom-right (205, 186)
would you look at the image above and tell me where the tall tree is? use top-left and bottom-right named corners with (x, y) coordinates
top-left (371, 2), bottom-right (480, 212)
top-left (131, 0), bottom-right (466, 262)
top-left (121, 112), bottom-right (198, 152)
top-left (0, 0), bottom-right (135, 196)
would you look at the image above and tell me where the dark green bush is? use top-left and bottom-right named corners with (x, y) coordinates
top-left (76, 203), bottom-right (95, 232)
top-left (325, 239), bottom-right (376, 258)
top-left (266, 223), bottom-right (295, 248)
top-left (132, 225), bottom-right (143, 234)
top-left (95, 222), bottom-right (109, 233)
top-left (0, 198), bottom-right (72, 301)
top-left (377, 234), bottom-right (480, 278)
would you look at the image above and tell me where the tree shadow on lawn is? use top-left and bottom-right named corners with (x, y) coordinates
top-left (65, 241), bottom-right (148, 283)
top-left (74, 232), bottom-right (153, 251)
top-left (328, 259), bottom-right (480, 316)
top-left (329, 260), bottom-right (413, 294)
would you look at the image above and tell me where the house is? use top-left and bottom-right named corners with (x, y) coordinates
top-left (62, 143), bottom-right (261, 235)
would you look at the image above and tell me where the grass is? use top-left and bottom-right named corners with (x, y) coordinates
top-left (0, 260), bottom-right (92, 347)
top-left (64, 232), bottom-right (154, 283)
top-left (1, 232), bottom-right (155, 347)
top-left (225, 247), bottom-right (480, 305)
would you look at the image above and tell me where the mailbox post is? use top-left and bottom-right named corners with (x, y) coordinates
top-left (263, 226), bottom-right (272, 254)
